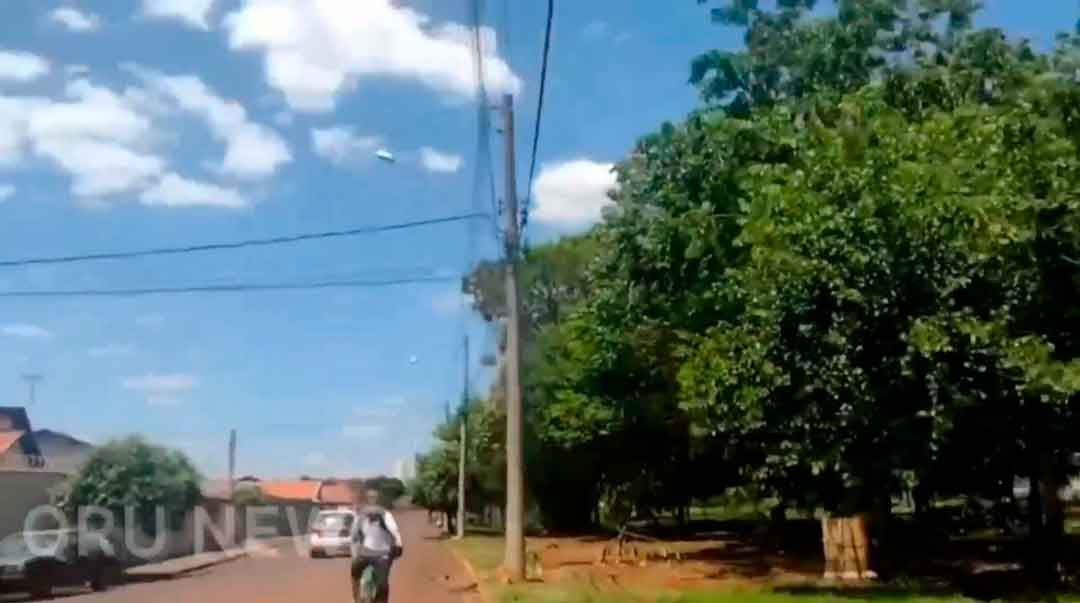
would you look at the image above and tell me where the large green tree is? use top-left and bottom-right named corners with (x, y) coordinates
top-left (54, 437), bottom-right (202, 535)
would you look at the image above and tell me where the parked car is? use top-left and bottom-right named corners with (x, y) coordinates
top-left (309, 508), bottom-right (356, 558)
top-left (0, 529), bottom-right (118, 598)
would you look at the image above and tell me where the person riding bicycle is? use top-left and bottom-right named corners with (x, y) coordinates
top-left (350, 489), bottom-right (403, 602)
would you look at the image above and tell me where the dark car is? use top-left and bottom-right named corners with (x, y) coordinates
top-left (0, 529), bottom-right (118, 598)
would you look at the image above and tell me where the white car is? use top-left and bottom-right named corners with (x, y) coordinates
top-left (308, 509), bottom-right (356, 558)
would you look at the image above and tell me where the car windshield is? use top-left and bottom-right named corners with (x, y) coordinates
top-left (314, 514), bottom-right (352, 530)
top-left (0, 532), bottom-right (62, 557)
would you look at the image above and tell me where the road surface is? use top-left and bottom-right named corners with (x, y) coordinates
top-left (1, 510), bottom-right (479, 603)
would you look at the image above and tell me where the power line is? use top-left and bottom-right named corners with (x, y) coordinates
top-left (0, 275), bottom-right (458, 299)
top-left (469, 0), bottom-right (504, 253)
top-left (0, 213), bottom-right (489, 269)
top-left (520, 0), bottom-right (555, 239)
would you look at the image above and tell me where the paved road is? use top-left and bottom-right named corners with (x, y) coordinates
top-left (1, 510), bottom-right (479, 603)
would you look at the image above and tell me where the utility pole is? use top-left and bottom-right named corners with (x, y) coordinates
top-left (20, 374), bottom-right (42, 406)
top-left (456, 335), bottom-right (469, 540)
top-left (501, 92), bottom-right (526, 581)
top-left (227, 429), bottom-right (237, 498)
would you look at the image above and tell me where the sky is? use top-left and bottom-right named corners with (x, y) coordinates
top-left (0, 1), bottom-right (1074, 481)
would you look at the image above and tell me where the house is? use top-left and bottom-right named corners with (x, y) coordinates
top-left (259, 479), bottom-right (357, 509)
top-left (0, 407), bottom-right (43, 465)
top-left (32, 429), bottom-right (94, 466)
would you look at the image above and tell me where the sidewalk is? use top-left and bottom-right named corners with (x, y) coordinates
top-left (124, 548), bottom-right (248, 580)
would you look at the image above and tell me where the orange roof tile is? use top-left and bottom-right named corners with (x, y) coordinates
top-left (318, 482), bottom-right (356, 505)
top-left (0, 431), bottom-right (26, 454)
top-left (258, 480), bottom-right (321, 502)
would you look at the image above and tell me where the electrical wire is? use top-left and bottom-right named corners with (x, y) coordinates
top-left (469, 0), bottom-right (504, 254)
top-left (0, 275), bottom-right (459, 298)
top-left (0, 213), bottom-right (488, 269)
top-left (520, 0), bottom-right (555, 239)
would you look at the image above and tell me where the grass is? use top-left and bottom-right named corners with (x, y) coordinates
top-left (445, 532), bottom-right (985, 603)
top-left (446, 534), bottom-right (505, 574)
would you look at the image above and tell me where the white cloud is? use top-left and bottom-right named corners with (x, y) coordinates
top-left (0, 50), bottom-right (50, 83)
top-left (121, 372), bottom-right (200, 406)
top-left (311, 126), bottom-right (380, 165)
top-left (419, 147), bottom-right (463, 174)
top-left (11, 79), bottom-right (166, 197)
top-left (224, 0), bottom-right (522, 113)
top-left (133, 69), bottom-right (291, 179)
top-left (341, 424), bottom-right (386, 440)
top-left (36, 138), bottom-right (164, 197)
top-left (141, 173), bottom-right (247, 208)
top-left (532, 159), bottom-right (618, 231)
top-left (49, 7), bottom-right (102, 32)
top-left (88, 343), bottom-right (136, 358)
top-left (1, 323), bottom-right (52, 339)
top-left (0, 184), bottom-right (13, 201)
top-left (142, 0), bottom-right (216, 30)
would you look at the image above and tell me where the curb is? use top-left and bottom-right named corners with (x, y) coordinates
top-left (125, 549), bottom-right (248, 581)
top-left (446, 542), bottom-right (492, 603)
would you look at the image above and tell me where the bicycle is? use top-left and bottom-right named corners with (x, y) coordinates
top-left (352, 551), bottom-right (392, 603)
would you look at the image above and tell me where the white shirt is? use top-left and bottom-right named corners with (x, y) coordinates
top-left (350, 507), bottom-right (403, 558)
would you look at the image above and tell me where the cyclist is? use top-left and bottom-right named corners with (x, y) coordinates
top-left (350, 489), bottom-right (403, 602)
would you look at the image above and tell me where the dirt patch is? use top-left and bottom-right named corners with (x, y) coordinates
top-left (527, 527), bottom-right (821, 593)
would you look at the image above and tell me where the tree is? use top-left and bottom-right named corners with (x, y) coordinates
top-left (53, 436), bottom-right (202, 535)
top-left (363, 476), bottom-right (407, 508)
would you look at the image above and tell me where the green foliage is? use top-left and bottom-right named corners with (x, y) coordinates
top-left (54, 436), bottom-right (202, 534)
top-left (364, 476), bottom-right (407, 508)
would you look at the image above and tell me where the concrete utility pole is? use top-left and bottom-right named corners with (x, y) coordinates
top-left (501, 92), bottom-right (526, 581)
top-left (20, 374), bottom-right (42, 405)
top-left (227, 429), bottom-right (237, 498)
top-left (456, 335), bottom-right (469, 540)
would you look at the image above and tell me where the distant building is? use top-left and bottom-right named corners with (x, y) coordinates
top-left (393, 457), bottom-right (416, 482)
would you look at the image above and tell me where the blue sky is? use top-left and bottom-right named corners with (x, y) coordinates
top-left (0, 1), bottom-right (1073, 480)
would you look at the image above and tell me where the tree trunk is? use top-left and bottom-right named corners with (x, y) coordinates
top-left (1027, 452), bottom-right (1063, 588)
top-left (821, 515), bottom-right (877, 581)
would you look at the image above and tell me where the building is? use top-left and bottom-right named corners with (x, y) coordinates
top-left (0, 407), bottom-right (43, 467)
top-left (393, 457), bottom-right (416, 482)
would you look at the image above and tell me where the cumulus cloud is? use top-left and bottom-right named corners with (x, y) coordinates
top-left (49, 7), bottom-right (102, 32)
top-left (133, 68), bottom-right (291, 179)
top-left (532, 159), bottom-right (618, 231)
top-left (140, 173), bottom-right (246, 208)
top-left (1, 323), bottom-right (52, 339)
top-left (121, 372), bottom-right (200, 406)
top-left (224, 0), bottom-right (521, 112)
top-left (311, 126), bottom-right (381, 165)
top-left (419, 147), bottom-right (463, 174)
top-left (3, 79), bottom-right (167, 197)
top-left (0, 184), bottom-right (13, 201)
top-left (141, 0), bottom-right (216, 30)
top-left (0, 50), bottom-right (50, 83)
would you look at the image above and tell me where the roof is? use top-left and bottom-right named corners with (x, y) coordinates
top-left (32, 430), bottom-right (94, 461)
top-left (258, 480), bottom-right (322, 502)
top-left (0, 407), bottom-right (32, 432)
top-left (0, 430), bottom-right (27, 455)
top-left (318, 482), bottom-right (357, 506)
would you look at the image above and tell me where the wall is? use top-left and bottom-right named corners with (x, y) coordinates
top-left (0, 470), bottom-right (67, 537)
